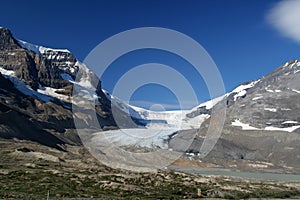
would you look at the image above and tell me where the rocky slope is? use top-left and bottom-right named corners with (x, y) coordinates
top-left (85, 58), bottom-right (300, 172)
top-left (0, 27), bottom-right (300, 173)
top-left (186, 60), bottom-right (300, 130)
top-left (2, 137), bottom-right (300, 199)
top-left (0, 27), bottom-right (118, 149)
top-left (227, 60), bottom-right (300, 130)
top-left (171, 60), bottom-right (300, 173)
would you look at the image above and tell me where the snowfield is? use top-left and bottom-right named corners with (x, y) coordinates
top-left (91, 128), bottom-right (179, 149)
top-left (130, 104), bottom-right (209, 130)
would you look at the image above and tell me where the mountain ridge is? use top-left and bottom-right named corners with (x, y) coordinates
top-left (0, 27), bottom-right (118, 149)
top-left (0, 27), bottom-right (300, 173)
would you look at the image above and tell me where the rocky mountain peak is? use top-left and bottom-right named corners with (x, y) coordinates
top-left (0, 27), bottom-right (119, 149)
top-left (17, 39), bottom-right (79, 79)
top-left (0, 28), bottom-right (21, 51)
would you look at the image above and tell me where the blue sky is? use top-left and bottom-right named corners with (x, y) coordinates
top-left (1, 0), bottom-right (300, 110)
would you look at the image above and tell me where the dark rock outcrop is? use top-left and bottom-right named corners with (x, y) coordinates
top-left (0, 27), bottom-right (118, 149)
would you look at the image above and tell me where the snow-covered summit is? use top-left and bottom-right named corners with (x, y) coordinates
top-left (0, 29), bottom-right (99, 105)
top-left (18, 39), bottom-right (70, 55)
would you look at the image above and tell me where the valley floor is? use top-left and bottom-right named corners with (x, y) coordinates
top-left (1, 138), bottom-right (300, 199)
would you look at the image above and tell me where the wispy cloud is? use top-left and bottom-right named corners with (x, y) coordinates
top-left (267, 0), bottom-right (300, 43)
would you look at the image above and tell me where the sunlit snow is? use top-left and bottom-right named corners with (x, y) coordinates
top-left (265, 125), bottom-right (300, 133)
top-left (231, 119), bottom-right (259, 130)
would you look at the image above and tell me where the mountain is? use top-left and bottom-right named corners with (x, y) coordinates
top-left (186, 60), bottom-right (300, 132)
top-left (0, 27), bottom-right (300, 173)
top-left (0, 27), bottom-right (119, 149)
top-left (97, 60), bottom-right (300, 172)
top-left (170, 60), bottom-right (300, 173)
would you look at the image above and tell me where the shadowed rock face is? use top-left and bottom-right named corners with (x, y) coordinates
top-left (0, 28), bottom-right (73, 90)
top-left (0, 28), bottom-right (21, 51)
top-left (0, 27), bottom-right (119, 149)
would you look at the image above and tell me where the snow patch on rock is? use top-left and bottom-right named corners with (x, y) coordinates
top-left (282, 121), bottom-right (298, 125)
top-left (292, 89), bottom-right (300, 94)
top-left (231, 80), bottom-right (259, 101)
top-left (231, 119), bottom-right (259, 130)
top-left (265, 125), bottom-right (300, 133)
top-left (252, 96), bottom-right (263, 101)
top-left (37, 86), bottom-right (70, 102)
top-left (264, 108), bottom-right (277, 112)
top-left (0, 67), bottom-right (52, 102)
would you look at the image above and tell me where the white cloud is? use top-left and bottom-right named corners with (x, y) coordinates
top-left (267, 0), bottom-right (300, 43)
